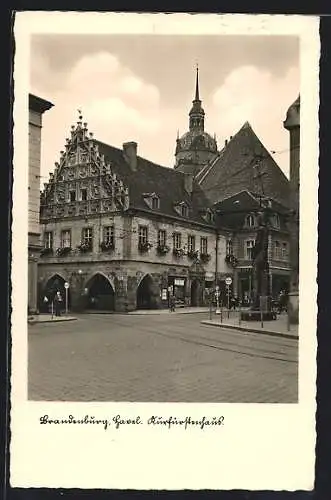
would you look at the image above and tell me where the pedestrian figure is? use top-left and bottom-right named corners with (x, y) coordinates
top-left (170, 294), bottom-right (176, 312)
top-left (54, 291), bottom-right (63, 317)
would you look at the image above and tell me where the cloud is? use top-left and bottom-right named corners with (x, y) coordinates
top-left (210, 65), bottom-right (300, 175)
top-left (31, 51), bottom-right (163, 182)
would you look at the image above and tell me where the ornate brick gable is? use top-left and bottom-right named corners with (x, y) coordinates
top-left (40, 112), bottom-right (129, 222)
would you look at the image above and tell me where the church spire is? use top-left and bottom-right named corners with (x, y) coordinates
top-left (195, 64), bottom-right (200, 101)
top-left (189, 64), bottom-right (205, 132)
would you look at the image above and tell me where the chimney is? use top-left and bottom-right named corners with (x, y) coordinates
top-left (225, 139), bottom-right (228, 146)
top-left (123, 142), bottom-right (137, 171)
top-left (184, 173), bottom-right (194, 195)
top-left (230, 135), bottom-right (233, 140)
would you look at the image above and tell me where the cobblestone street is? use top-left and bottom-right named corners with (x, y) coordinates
top-left (28, 313), bottom-right (298, 403)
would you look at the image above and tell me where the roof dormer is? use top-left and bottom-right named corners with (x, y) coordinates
top-left (143, 192), bottom-right (160, 210)
top-left (174, 201), bottom-right (189, 218)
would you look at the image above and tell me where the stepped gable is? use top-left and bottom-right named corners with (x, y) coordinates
top-left (96, 140), bottom-right (213, 226)
top-left (198, 122), bottom-right (290, 208)
top-left (213, 190), bottom-right (289, 231)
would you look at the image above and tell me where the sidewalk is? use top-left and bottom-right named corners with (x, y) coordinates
top-left (201, 312), bottom-right (298, 339)
top-left (128, 307), bottom-right (210, 315)
top-left (28, 314), bottom-right (77, 324)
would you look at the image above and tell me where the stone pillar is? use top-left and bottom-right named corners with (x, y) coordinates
top-left (284, 95), bottom-right (300, 324)
top-left (28, 253), bottom-right (39, 314)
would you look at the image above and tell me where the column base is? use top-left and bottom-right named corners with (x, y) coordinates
top-left (288, 290), bottom-right (299, 325)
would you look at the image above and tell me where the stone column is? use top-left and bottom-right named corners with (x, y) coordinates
top-left (28, 253), bottom-right (39, 314)
top-left (284, 95), bottom-right (300, 324)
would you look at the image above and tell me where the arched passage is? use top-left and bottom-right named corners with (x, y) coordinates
top-left (40, 274), bottom-right (70, 312)
top-left (85, 273), bottom-right (115, 311)
top-left (136, 274), bottom-right (156, 310)
top-left (190, 279), bottom-right (200, 307)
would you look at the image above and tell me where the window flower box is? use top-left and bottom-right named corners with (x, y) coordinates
top-left (225, 254), bottom-right (238, 267)
top-left (40, 247), bottom-right (53, 257)
top-left (100, 241), bottom-right (115, 252)
top-left (173, 248), bottom-right (185, 258)
top-left (138, 241), bottom-right (152, 253)
top-left (56, 247), bottom-right (72, 257)
top-left (77, 242), bottom-right (92, 253)
top-left (187, 250), bottom-right (199, 260)
top-left (200, 253), bottom-right (211, 263)
top-left (156, 244), bottom-right (170, 255)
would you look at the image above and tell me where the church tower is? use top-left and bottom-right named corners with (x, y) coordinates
top-left (174, 66), bottom-right (218, 176)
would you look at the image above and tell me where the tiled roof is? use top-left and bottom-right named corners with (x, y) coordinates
top-left (96, 140), bottom-right (213, 227)
top-left (197, 122), bottom-right (291, 208)
top-left (213, 190), bottom-right (289, 231)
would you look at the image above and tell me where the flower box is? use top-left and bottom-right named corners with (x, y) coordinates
top-left (225, 254), bottom-right (238, 267)
top-left (156, 244), bottom-right (170, 255)
top-left (187, 250), bottom-right (199, 260)
top-left (100, 241), bottom-right (115, 252)
top-left (173, 248), bottom-right (185, 258)
top-left (56, 247), bottom-right (72, 257)
top-left (40, 247), bottom-right (53, 257)
top-left (138, 241), bottom-right (152, 253)
top-left (200, 253), bottom-right (211, 263)
top-left (77, 242), bottom-right (92, 253)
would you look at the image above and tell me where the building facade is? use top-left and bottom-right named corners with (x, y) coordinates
top-left (28, 94), bottom-right (53, 314)
top-left (38, 114), bottom-right (229, 312)
top-left (214, 190), bottom-right (291, 304)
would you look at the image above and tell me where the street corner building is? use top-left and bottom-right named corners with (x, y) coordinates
top-left (28, 94), bottom-right (54, 315)
top-left (37, 110), bottom-right (222, 313)
top-left (35, 69), bottom-right (294, 313)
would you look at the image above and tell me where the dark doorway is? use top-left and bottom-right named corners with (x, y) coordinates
top-left (190, 279), bottom-right (199, 306)
top-left (86, 273), bottom-right (115, 311)
top-left (41, 274), bottom-right (70, 312)
top-left (137, 274), bottom-right (155, 309)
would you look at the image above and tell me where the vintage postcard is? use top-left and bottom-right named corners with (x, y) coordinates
top-left (11, 11), bottom-right (319, 490)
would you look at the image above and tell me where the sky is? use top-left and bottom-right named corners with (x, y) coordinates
top-left (30, 34), bottom-right (299, 185)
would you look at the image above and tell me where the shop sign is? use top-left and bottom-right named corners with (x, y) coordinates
top-left (174, 279), bottom-right (185, 286)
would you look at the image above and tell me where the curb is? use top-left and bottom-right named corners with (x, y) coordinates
top-left (201, 320), bottom-right (298, 340)
top-left (128, 310), bottom-right (209, 316)
top-left (28, 317), bottom-right (78, 325)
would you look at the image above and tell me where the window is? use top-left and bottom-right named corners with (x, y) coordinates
top-left (274, 240), bottom-right (281, 259)
top-left (273, 214), bottom-right (280, 229)
top-left (44, 231), bottom-right (53, 249)
top-left (152, 197), bottom-right (160, 210)
top-left (226, 239), bottom-right (233, 256)
top-left (173, 232), bottom-right (182, 249)
top-left (158, 229), bottom-right (166, 247)
top-left (61, 230), bottom-right (71, 248)
top-left (188, 235), bottom-right (195, 252)
top-left (245, 214), bottom-right (255, 227)
top-left (282, 242), bottom-right (288, 259)
top-left (82, 227), bottom-right (93, 246)
top-left (103, 225), bottom-right (114, 246)
top-left (69, 190), bottom-right (76, 202)
top-left (181, 205), bottom-right (188, 217)
top-left (245, 240), bottom-right (255, 260)
top-left (138, 225), bottom-right (148, 245)
top-left (81, 188), bottom-right (87, 201)
top-left (200, 237), bottom-right (208, 255)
